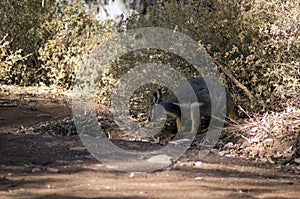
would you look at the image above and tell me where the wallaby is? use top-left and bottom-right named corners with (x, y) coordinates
top-left (148, 78), bottom-right (236, 132)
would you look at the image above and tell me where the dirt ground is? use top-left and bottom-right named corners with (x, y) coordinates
top-left (0, 88), bottom-right (300, 199)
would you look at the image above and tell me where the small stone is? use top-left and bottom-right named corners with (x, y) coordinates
top-left (294, 158), bottom-right (300, 164)
top-left (225, 154), bottom-right (236, 158)
top-left (280, 179), bottom-right (294, 185)
top-left (180, 162), bottom-right (187, 167)
top-left (224, 142), bottom-right (234, 148)
top-left (47, 167), bottom-right (59, 173)
top-left (32, 168), bottom-right (42, 173)
top-left (193, 161), bottom-right (203, 167)
top-left (147, 155), bottom-right (172, 165)
top-left (25, 130), bottom-right (37, 135)
top-left (267, 158), bottom-right (275, 164)
top-left (195, 177), bottom-right (203, 180)
top-left (70, 147), bottom-right (86, 151)
top-left (129, 172), bottom-right (135, 178)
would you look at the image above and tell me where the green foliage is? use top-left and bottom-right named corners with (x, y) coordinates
top-left (1, 0), bottom-right (298, 114)
top-left (97, 48), bottom-right (201, 106)
top-left (0, 0), bottom-right (56, 84)
top-left (0, 35), bottom-right (29, 84)
top-left (126, 0), bottom-right (300, 113)
top-left (38, 2), bottom-right (113, 88)
top-left (0, 0), bottom-right (113, 87)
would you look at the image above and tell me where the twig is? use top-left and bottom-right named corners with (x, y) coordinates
top-left (63, 99), bottom-right (72, 114)
top-left (214, 59), bottom-right (255, 101)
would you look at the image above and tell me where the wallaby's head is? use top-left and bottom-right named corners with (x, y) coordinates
top-left (148, 89), bottom-right (163, 122)
top-left (148, 89), bottom-right (180, 122)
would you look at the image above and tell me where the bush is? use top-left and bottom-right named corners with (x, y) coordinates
top-left (0, 35), bottom-right (29, 84)
top-left (38, 2), bottom-right (113, 88)
top-left (0, 0), bottom-right (114, 87)
top-left (0, 0), bottom-right (56, 84)
top-left (1, 0), bottom-right (298, 114)
top-left (126, 0), bottom-right (300, 113)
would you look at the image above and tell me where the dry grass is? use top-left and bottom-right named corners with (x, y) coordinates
top-left (220, 106), bottom-right (300, 164)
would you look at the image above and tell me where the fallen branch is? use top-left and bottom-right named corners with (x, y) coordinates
top-left (214, 59), bottom-right (255, 102)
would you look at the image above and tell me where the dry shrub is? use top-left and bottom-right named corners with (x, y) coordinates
top-left (0, 0), bottom-right (57, 85)
top-left (0, 0), bottom-right (114, 87)
top-left (38, 3), bottom-right (114, 88)
top-left (128, 0), bottom-right (300, 113)
top-left (220, 107), bottom-right (300, 164)
top-left (0, 35), bottom-right (29, 84)
top-left (237, 0), bottom-right (300, 112)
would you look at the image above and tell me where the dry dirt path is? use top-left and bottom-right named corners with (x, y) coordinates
top-left (0, 94), bottom-right (299, 199)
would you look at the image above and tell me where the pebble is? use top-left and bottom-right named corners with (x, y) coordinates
top-left (129, 172), bottom-right (135, 178)
top-left (70, 147), bottom-right (86, 151)
top-left (193, 161), bottom-right (203, 167)
top-left (225, 154), bottom-right (237, 158)
top-left (147, 155), bottom-right (172, 165)
top-left (179, 162), bottom-right (187, 167)
top-left (47, 167), bottom-right (59, 173)
top-left (32, 168), bottom-right (42, 173)
top-left (224, 142), bottom-right (234, 148)
top-left (294, 158), bottom-right (300, 164)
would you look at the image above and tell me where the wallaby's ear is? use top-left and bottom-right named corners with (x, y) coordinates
top-left (153, 89), bottom-right (162, 104)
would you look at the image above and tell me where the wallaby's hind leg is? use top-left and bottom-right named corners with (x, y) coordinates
top-left (176, 103), bottom-right (201, 133)
top-left (175, 116), bottom-right (181, 132)
top-left (190, 102), bottom-right (201, 133)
